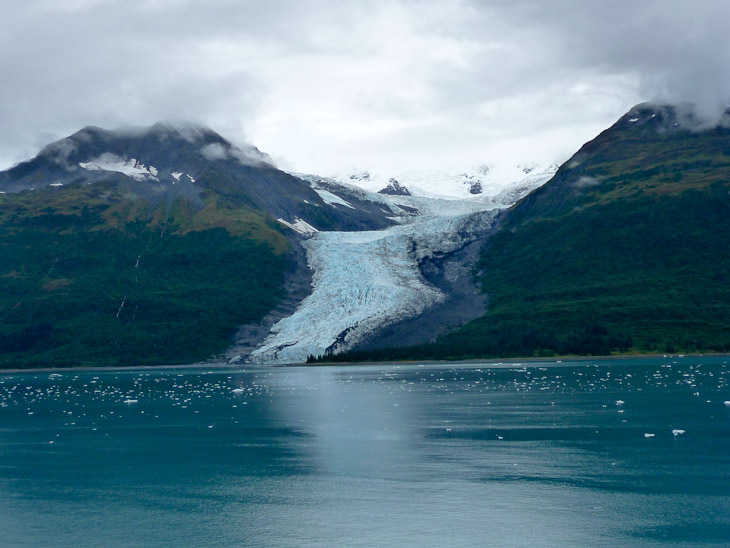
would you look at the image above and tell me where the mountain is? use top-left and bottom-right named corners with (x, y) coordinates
top-left (319, 103), bottom-right (730, 362)
top-left (378, 179), bottom-right (412, 196)
top-left (0, 123), bottom-right (396, 368)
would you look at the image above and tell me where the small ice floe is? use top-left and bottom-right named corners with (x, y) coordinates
top-left (50, 183), bottom-right (63, 187)
top-left (672, 429), bottom-right (685, 436)
top-left (616, 400), bottom-right (624, 406)
top-left (123, 399), bottom-right (138, 404)
top-left (629, 118), bottom-right (639, 122)
top-left (171, 172), bottom-right (183, 181)
top-left (208, 424), bottom-right (215, 429)
top-left (724, 401), bottom-right (730, 406)
top-left (644, 433), bottom-right (655, 438)
top-left (231, 388), bottom-right (245, 394)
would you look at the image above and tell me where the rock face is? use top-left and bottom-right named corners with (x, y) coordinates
top-left (378, 178), bottom-right (411, 196)
top-left (467, 180), bottom-right (483, 194)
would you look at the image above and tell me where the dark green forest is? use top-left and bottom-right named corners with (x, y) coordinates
top-left (0, 183), bottom-right (289, 368)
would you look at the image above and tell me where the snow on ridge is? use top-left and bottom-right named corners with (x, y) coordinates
top-left (294, 173), bottom-right (408, 216)
top-left (79, 154), bottom-right (159, 181)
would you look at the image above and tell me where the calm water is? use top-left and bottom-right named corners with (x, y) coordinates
top-left (1, 357), bottom-right (729, 547)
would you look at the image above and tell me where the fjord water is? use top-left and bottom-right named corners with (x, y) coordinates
top-left (1, 358), bottom-right (729, 547)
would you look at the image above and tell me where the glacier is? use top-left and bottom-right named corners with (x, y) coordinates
top-left (337, 162), bottom-right (559, 200)
top-left (247, 167), bottom-right (554, 365)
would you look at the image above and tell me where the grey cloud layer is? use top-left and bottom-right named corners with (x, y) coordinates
top-left (1, 0), bottom-right (728, 173)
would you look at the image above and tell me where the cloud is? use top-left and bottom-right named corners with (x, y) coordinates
top-left (200, 143), bottom-right (229, 161)
top-left (0, 0), bottom-right (728, 175)
top-left (574, 176), bottom-right (601, 188)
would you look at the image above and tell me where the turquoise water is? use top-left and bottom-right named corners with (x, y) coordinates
top-left (1, 357), bottom-right (729, 547)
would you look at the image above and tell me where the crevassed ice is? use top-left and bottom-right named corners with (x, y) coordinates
top-left (249, 195), bottom-right (502, 365)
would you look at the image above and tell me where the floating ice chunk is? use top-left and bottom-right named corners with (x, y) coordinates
top-left (644, 433), bottom-right (655, 438)
top-left (615, 400), bottom-right (624, 405)
top-left (171, 172), bottom-right (183, 181)
top-left (123, 399), bottom-right (138, 404)
top-left (629, 118), bottom-right (639, 122)
top-left (231, 388), bottom-right (245, 394)
top-left (672, 429), bottom-right (685, 436)
top-left (50, 183), bottom-right (63, 187)
top-left (724, 401), bottom-right (730, 406)
top-left (187, 174), bottom-right (196, 183)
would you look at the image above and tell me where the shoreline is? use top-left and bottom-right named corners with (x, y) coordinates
top-left (1, 352), bottom-right (727, 375)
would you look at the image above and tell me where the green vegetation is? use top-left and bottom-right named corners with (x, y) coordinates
top-left (0, 183), bottom-right (289, 368)
top-left (313, 115), bottom-right (730, 363)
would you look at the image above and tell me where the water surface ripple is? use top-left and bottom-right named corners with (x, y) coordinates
top-left (1, 356), bottom-right (729, 547)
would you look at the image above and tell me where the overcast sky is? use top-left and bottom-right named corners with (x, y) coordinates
top-left (1, 0), bottom-right (729, 175)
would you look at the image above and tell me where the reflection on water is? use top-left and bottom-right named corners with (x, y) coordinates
top-left (1, 357), bottom-right (729, 547)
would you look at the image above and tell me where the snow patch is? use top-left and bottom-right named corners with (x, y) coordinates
top-left (79, 154), bottom-right (159, 181)
top-left (277, 218), bottom-right (319, 234)
top-left (313, 188), bottom-right (355, 209)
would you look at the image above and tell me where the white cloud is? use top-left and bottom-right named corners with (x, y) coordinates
top-left (0, 0), bottom-right (728, 175)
